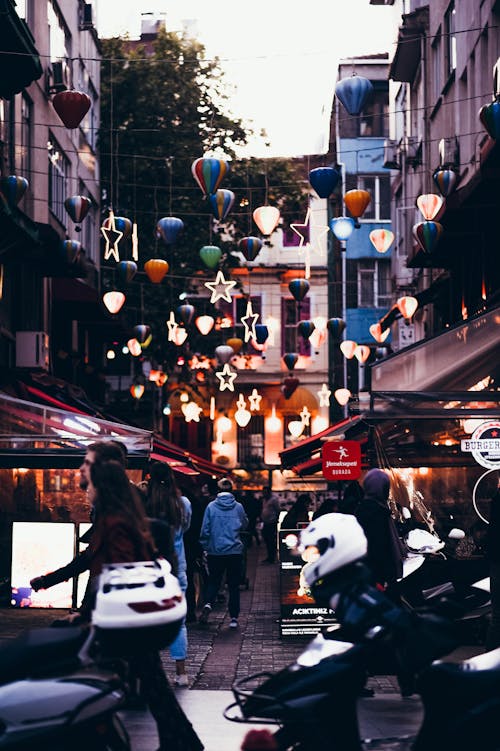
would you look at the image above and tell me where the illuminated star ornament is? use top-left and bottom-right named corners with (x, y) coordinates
top-left (290, 208), bottom-right (329, 280)
top-left (101, 209), bottom-right (124, 262)
top-left (241, 300), bottom-right (259, 342)
top-left (248, 388), bottom-right (262, 411)
top-left (181, 401), bottom-right (203, 423)
top-left (299, 406), bottom-right (311, 427)
top-left (204, 270), bottom-right (237, 304)
top-left (166, 311), bottom-right (178, 342)
top-left (216, 363), bottom-right (237, 392)
top-left (317, 383), bottom-right (331, 407)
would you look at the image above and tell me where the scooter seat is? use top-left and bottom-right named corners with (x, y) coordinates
top-left (0, 627), bottom-right (87, 686)
top-left (419, 647), bottom-right (500, 703)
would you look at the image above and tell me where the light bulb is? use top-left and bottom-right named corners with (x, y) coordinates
top-left (266, 405), bottom-right (282, 433)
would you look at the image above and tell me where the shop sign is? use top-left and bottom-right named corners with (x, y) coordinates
top-left (461, 420), bottom-right (500, 469)
top-left (322, 440), bottom-right (361, 481)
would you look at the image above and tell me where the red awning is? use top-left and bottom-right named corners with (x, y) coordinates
top-left (152, 436), bottom-right (225, 479)
top-left (279, 415), bottom-right (365, 471)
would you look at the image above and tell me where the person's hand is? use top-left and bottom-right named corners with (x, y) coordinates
top-left (30, 575), bottom-right (46, 591)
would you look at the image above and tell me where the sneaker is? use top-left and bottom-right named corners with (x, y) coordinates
top-left (199, 603), bottom-right (212, 623)
top-left (229, 618), bottom-right (238, 629)
top-left (174, 674), bottom-right (189, 687)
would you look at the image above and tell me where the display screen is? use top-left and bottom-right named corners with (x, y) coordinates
top-left (76, 522), bottom-right (91, 607)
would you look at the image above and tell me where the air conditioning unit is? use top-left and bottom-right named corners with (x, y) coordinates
top-left (438, 136), bottom-right (459, 168)
top-left (383, 139), bottom-right (401, 170)
top-left (404, 136), bottom-right (422, 166)
top-left (16, 331), bottom-right (50, 371)
top-left (47, 60), bottom-right (70, 95)
top-left (79, 2), bottom-right (94, 30)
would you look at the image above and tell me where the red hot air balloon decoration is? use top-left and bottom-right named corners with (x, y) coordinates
top-left (156, 217), bottom-right (184, 245)
top-left (344, 189), bottom-right (371, 228)
top-left (208, 189), bottom-right (235, 221)
top-left (281, 376), bottom-right (300, 399)
top-left (239, 236), bottom-right (263, 262)
top-left (64, 195), bottom-right (92, 231)
top-left (283, 352), bottom-right (299, 371)
top-left (191, 157), bottom-right (229, 197)
top-left (0, 175), bottom-right (29, 206)
top-left (52, 90), bottom-right (91, 129)
top-left (308, 167), bottom-right (340, 199)
top-left (413, 221), bottom-right (443, 254)
top-left (144, 259), bottom-right (169, 283)
top-left (288, 278), bottom-right (310, 302)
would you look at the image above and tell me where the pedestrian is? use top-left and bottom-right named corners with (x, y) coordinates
top-left (339, 480), bottom-right (363, 515)
top-left (240, 491), bottom-right (262, 547)
top-left (184, 479), bottom-right (216, 622)
top-left (312, 495), bottom-right (339, 520)
top-left (281, 493), bottom-right (312, 529)
top-left (199, 477), bottom-right (248, 629)
top-left (144, 461), bottom-right (192, 687)
top-left (259, 486), bottom-right (281, 563)
top-left (486, 475), bottom-right (500, 650)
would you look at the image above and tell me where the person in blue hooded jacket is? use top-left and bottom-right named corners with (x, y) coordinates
top-left (199, 478), bottom-right (248, 629)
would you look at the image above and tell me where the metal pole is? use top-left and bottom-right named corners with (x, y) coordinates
top-left (341, 240), bottom-right (348, 419)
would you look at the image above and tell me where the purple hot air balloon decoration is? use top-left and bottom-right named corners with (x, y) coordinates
top-left (60, 239), bottom-right (82, 264)
top-left (288, 278), bottom-right (310, 302)
top-left (335, 75), bottom-right (374, 116)
top-left (239, 236), bottom-right (263, 263)
top-left (433, 168), bottom-right (458, 197)
top-left (327, 318), bottom-right (346, 342)
top-left (0, 175), bottom-right (29, 207)
top-left (177, 303), bottom-right (195, 325)
top-left (413, 221), bottom-right (444, 254)
top-left (117, 260), bottom-right (137, 284)
top-left (298, 320), bottom-right (316, 339)
top-left (479, 99), bottom-right (500, 140)
top-left (156, 217), bottom-right (184, 246)
top-left (254, 324), bottom-right (269, 344)
top-left (208, 189), bottom-right (235, 221)
top-left (308, 167), bottom-right (340, 199)
top-left (64, 195), bottom-right (92, 231)
top-left (191, 157), bottom-right (229, 197)
top-left (283, 352), bottom-right (299, 371)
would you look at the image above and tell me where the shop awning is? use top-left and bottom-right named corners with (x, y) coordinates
top-left (151, 435), bottom-right (225, 479)
top-left (279, 415), bottom-right (365, 471)
top-left (0, 0), bottom-right (43, 99)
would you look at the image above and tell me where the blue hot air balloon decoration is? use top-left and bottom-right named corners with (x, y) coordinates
top-left (208, 189), bottom-right (235, 221)
top-left (0, 175), bottom-right (29, 207)
top-left (298, 320), bottom-right (315, 340)
top-left (327, 318), bottom-right (346, 342)
top-left (177, 303), bottom-right (195, 325)
top-left (433, 168), bottom-right (458, 197)
top-left (335, 75), bottom-right (373, 116)
top-left (133, 324), bottom-right (152, 345)
top-left (308, 167), bottom-right (340, 199)
top-left (283, 352), bottom-right (299, 371)
top-left (479, 99), bottom-right (500, 140)
top-left (117, 260), bottom-right (137, 284)
top-left (60, 239), bottom-right (82, 264)
top-left (239, 236), bottom-right (263, 263)
top-left (156, 217), bottom-right (184, 245)
top-left (191, 157), bottom-right (229, 197)
top-left (64, 195), bottom-right (92, 231)
top-left (288, 278), bottom-right (310, 302)
top-left (254, 324), bottom-right (269, 344)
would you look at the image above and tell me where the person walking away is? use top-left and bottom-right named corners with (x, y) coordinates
top-left (240, 491), bottom-right (262, 547)
top-left (312, 495), bottom-right (339, 520)
top-left (199, 478), bottom-right (248, 628)
top-left (281, 493), bottom-right (312, 529)
top-left (260, 486), bottom-right (281, 563)
top-left (144, 461), bottom-right (192, 687)
top-left (184, 479), bottom-right (216, 622)
top-left (486, 476), bottom-right (500, 650)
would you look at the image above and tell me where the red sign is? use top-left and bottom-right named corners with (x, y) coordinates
top-left (322, 440), bottom-right (361, 481)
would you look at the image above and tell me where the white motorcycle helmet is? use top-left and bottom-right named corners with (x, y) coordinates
top-left (299, 513), bottom-right (368, 588)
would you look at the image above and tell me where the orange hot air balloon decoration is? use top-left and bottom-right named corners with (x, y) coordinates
top-left (226, 337), bottom-right (244, 354)
top-left (369, 229), bottom-right (394, 254)
top-left (144, 259), bottom-right (169, 283)
top-left (343, 190), bottom-right (371, 228)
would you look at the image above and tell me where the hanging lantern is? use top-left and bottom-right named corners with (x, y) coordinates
top-left (327, 318), bottom-right (346, 341)
top-left (340, 340), bottom-right (358, 359)
top-left (156, 217), bottom-right (184, 245)
top-left (283, 352), bottom-right (299, 371)
top-left (191, 157), bottom-right (229, 196)
top-left (288, 420), bottom-right (305, 439)
top-left (208, 189), bottom-right (235, 221)
top-left (308, 167), bottom-right (340, 199)
top-left (310, 328), bottom-right (326, 349)
top-left (177, 303), bottom-right (195, 325)
top-left (413, 221), bottom-right (443, 254)
top-left (369, 228), bottom-right (394, 254)
top-left (281, 376), bottom-right (300, 399)
top-left (102, 215), bottom-right (132, 239)
top-left (335, 75), bottom-right (373, 116)
top-left (127, 338), bottom-right (142, 357)
top-left (343, 189), bottom-right (371, 227)
top-left (298, 320), bottom-right (316, 340)
top-left (334, 388), bottom-right (351, 406)
top-left (103, 291), bottom-right (125, 314)
top-left (52, 90), bottom-right (91, 129)
top-left (416, 194), bottom-right (444, 221)
top-left (253, 206), bottom-right (280, 235)
top-left (239, 236), bottom-right (263, 262)
top-left (433, 168), bottom-right (458, 197)
top-left (369, 322), bottom-right (390, 344)
top-left (254, 324), bottom-right (269, 344)
top-left (479, 99), bottom-right (500, 140)
top-left (195, 315), bottom-right (215, 335)
top-left (117, 260), bottom-right (137, 284)
top-left (266, 405), bottom-right (282, 432)
top-left (0, 175), bottom-right (29, 206)
top-left (288, 278), bottom-right (310, 302)
top-left (354, 345), bottom-right (371, 363)
top-left (60, 239), bottom-right (82, 264)
top-left (234, 395), bottom-right (252, 428)
top-left (215, 344), bottom-right (235, 364)
top-left (130, 383), bottom-right (145, 399)
top-left (133, 324), bottom-right (151, 344)
top-left (225, 337), bottom-right (243, 354)
top-left (64, 195), bottom-right (92, 230)
top-left (173, 327), bottom-right (188, 346)
top-left (144, 258), bottom-right (169, 283)
top-left (199, 245), bottom-right (222, 270)
top-left (330, 216), bottom-right (355, 241)
top-left (397, 296), bottom-right (418, 320)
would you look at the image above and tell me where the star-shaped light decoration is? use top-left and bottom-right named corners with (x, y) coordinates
top-left (131, 221), bottom-right (139, 261)
top-left (101, 209), bottom-right (124, 262)
top-left (166, 311), bottom-right (178, 342)
top-left (299, 406), bottom-right (311, 427)
top-left (241, 300), bottom-right (259, 342)
top-left (215, 363), bottom-right (237, 392)
top-left (204, 270), bottom-right (237, 304)
top-left (181, 401), bottom-right (203, 422)
top-left (290, 208), bottom-right (329, 280)
top-left (317, 383), bottom-right (331, 407)
top-left (248, 388), bottom-right (262, 411)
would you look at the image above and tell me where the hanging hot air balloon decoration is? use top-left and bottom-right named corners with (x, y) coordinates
top-left (413, 221), bottom-right (443, 254)
top-left (354, 345), bottom-right (370, 364)
top-left (156, 217), bottom-right (184, 246)
top-left (334, 388), bottom-right (351, 406)
top-left (177, 303), bottom-right (195, 326)
top-left (199, 245), bottom-right (221, 270)
top-left (327, 318), bottom-right (346, 342)
top-left (308, 167), bottom-right (340, 199)
top-left (288, 278), bottom-right (310, 302)
top-left (208, 189), bottom-right (235, 222)
top-left (397, 296), bottom-right (418, 320)
top-left (254, 324), bottom-right (269, 345)
top-left (433, 168), bottom-right (458, 197)
top-left (0, 175), bottom-right (29, 206)
top-left (191, 157), bottom-right (229, 197)
top-left (64, 195), bottom-right (92, 231)
top-left (330, 216), bottom-right (355, 241)
top-left (369, 229), bottom-right (394, 254)
top-left (226, 337), bottom-right (244, 354)
top-left (52, 90), bottom-right (91, 129)
top-left (283, 352), bottom-right (299, 371)
top-left (369, 322), bottom-right (390, 344)
top-left (479, 98), bottom-right (500, 140)
top-left (195, 315), bottom-right (215, 335)
top-left (298, 320), bottom-right (315, 340)
top-left (117, 260), bottom-right (137, 284)
top-left (339, 340), bottom-right (358, 359)
top-left (281, 376), bottom-right (300, 399)
top-left (253, 206), bottom-right (280, 236)
top-left (103, 291), bottom-right (126, 314)
top-left (144, 259), bottom-right (169, 283)
top-left (344, 189), bottom-right (371, 228)
top-left (335, 75), bottom-right (373, 116)
top-left (416, 194), bottom-right (444, 221)
top-left (103, 215), bottom-right (132, 239)
top-left (215, 344), bottom-right (234, 364)
top-left (133, 324), bottom-right (152, 349)
top-left (60, 239), bottom-right (82, 264)
top-left (239, 236), bottom-right (263, 262)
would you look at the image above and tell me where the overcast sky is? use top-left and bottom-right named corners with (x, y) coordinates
top-left (95, 0), bottom-right (397, 157)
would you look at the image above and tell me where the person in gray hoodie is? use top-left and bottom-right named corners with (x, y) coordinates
top-left (199, 478), bottom-right (248, 628)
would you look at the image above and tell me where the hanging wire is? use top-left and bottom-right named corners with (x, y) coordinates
top-left (108, 59), bottom-right (114, 210)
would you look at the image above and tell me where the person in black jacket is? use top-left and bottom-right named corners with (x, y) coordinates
top-left (486, 476), bottom-right (500, 650)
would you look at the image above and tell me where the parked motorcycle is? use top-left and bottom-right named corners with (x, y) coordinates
top-left (225, 513), bottom-right (500, 751)
top-left (0, 558), bottom-right (186, 750)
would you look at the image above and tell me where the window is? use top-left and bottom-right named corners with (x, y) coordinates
top-left (345, 174), bottom-right (391, 220)
top-left (237, 415), bottom-right (265, 466)
top-left (359, 87), bottom-right (389, 138)
top-left (48, 134), bottom-right (70, 225)
top-left (444, 3), bottom-right (457, 77)
top-left (432, 29), bottom-right (442, 98)
top-left (281, 297), bottom-right (311, 355)
top-left (358, 260), bottom-right (391, 307)
top-left (19, 95), bottom-right (32, 185)
top-left (77, 60), bottom-right (98, 150)
top-left (48, 0), bottom-right (71, 64)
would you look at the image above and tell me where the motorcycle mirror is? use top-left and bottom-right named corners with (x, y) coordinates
top-left (448, 528), bottom-right (465, 540)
